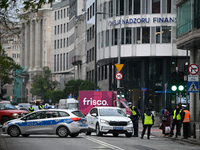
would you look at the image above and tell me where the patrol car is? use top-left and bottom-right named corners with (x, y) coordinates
top-left (2, 109), bottom-right (88, 137)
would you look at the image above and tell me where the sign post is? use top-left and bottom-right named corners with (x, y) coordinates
top-left (141, 87), bottom-right (147, 115)
top-left (164, 83), bottom-right (168, 107)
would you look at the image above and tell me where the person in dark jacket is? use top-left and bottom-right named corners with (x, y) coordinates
top-left (159, 108), bottom-right (171, 135)
top-left (128, 102), bottom-right (139, 137)
top-left (141, 108), bottom-right (154, 139)
top-left (168, 104), bottom-right (182, 138)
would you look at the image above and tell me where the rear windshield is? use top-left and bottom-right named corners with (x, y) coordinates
top-left (72, 111), bottom-right (85, 118)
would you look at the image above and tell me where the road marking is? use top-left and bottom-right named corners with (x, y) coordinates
top-left (85, 136), bottom-right (125, 150)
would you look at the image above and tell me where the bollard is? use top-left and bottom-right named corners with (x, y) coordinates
top-left (193, 123), bottom-right (196, 139)
top-left (188, 123), bottom-right (191, 137)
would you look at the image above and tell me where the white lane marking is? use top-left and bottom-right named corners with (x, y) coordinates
top-left (85, 136), bottom-right (125, 150)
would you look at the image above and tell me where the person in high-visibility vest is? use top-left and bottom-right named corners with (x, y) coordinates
top-left (141, 108), bottom-right (154, 139)
top-left (29, 105), bottom-right (34, 113)
top-left (38, 102), bottom-right (44, 110)
top-left (128, 102), bottom-right (139, 137)
top-left (168, 104), bottom-right (182, 138)
top-left (181, 105), bottom-right (190, 139)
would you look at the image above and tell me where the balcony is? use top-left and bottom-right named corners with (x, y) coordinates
top-left (72, 55), bottom-right (82, 65)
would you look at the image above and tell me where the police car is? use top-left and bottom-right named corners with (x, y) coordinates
top-left (2, 109), bottom-right (88, 137)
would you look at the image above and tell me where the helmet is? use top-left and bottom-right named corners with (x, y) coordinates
top-left (182, 105), bottom-right (187, 108)
top-left (128, 102), bottom-right (132, 105)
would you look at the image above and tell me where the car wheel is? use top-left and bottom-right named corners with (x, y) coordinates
top-left (86, 132), bottom-right (91, 135)
top-left (1, 116), bottom-right (10, 125)
top-left (57, 126), bottom-right (69, 137)
top-left (96, 123), bottom-right (102, 136)
top-left (9, 126), bottom-right (20, 137)
top-left (70, 133), bottom-right (79, 138)
top-left (126, 133), bottom-right (132, 137)
top-left (113, 133), bottom-right (119, 137)
top-left (22, 134), bottom-right (30, 137)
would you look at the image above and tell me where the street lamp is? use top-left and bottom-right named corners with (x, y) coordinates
top-left (96, 12), bottom-right (121, 89)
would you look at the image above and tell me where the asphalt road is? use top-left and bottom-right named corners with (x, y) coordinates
top-left (1, 129), bottom-right (200, 150)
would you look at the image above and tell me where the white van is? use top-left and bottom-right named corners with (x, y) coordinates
top-left (58, 98), bottom-right (79, 110)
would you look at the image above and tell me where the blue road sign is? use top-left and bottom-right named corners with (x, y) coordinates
top-left (188, 81), bottom-right (199, 93)
top-left (155, 89), bottom-right (174, 93)
top-left (95, 89), bottom-right (101, 91)
top-left (141, 87), bottom-right (147, 91)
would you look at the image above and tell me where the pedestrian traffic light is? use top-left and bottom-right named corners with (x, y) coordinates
top-left (178, 71), bottom-right (185, 92)
top-left (171, 71), bottom-right (177, 92)
top-left (117, 88), bottom-right (120, 98)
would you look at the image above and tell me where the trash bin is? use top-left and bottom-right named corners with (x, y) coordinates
top-left (152, 111), bottom-right (160, 127)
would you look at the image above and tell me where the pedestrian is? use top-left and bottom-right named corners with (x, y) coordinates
top-left (128, 102), bottom-right (139, 137)
top-left (168, 104), bottom-right (182, 138)
top-left (38, 102), bottom-right (44, 110)
top-left (159, 108), bottom-right (171, 135)
top-left (141, 108), bottom-right (154, 139)
top-left (29, 105), bottom-right (34, 113)
top-left (181, 105), bottom-right (190, 139)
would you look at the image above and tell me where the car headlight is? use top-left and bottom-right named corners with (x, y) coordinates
top-left (100, 119), bottom-right (109, 125)
top-left (128, 121), bottom-right (133, 125)
top-left (12, 113), bottom-right (19, 119)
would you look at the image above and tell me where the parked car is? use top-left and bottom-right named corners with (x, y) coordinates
top-left (2, 109), bottom-right (88, 137)
top-left (18, 103), bottom-right (31, 111)
top-left (86, 107), bottom-right (133, 137)
top-left (0, 101), bottom-right (28, 125)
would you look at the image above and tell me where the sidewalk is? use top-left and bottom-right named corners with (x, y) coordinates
top-left (138, 120), bottom-right (200, 145)
top-left (0, 125), bottom-right (7, 150)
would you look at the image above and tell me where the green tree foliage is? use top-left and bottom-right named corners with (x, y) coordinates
top-left (42, 90), bottom-right (67, 104)
top-left (0, 45), bottom-right (22, 97)
top-left (30, 66), bottom-right (58, 97)
top-left (64, 79), bottom-right (100, 98)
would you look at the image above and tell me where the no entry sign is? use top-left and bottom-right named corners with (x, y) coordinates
top-left (188, 64), bottom-right (199, 75)
top-left (115, 72), bottom-right (123, 80)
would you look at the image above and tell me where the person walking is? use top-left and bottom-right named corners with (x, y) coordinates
top-left (168, 104), bottom-right (182, 138)
top-left (29, 105), bottom-right (34, 113)
top-left (128, 102), bottom-right (139, 137)
top-left (159, 108), bottom-right (171, 135)
top-left (181, 105), bottom-right (190, 139)
top-left (141, 108), bottom-right (154, 139)
top-left (38, 102), bottom-right (44, 110)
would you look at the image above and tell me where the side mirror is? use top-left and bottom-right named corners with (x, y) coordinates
top-left (91, 113), bottom-right (97, 117)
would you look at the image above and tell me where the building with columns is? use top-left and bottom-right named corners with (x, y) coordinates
top-left (20, 4), bottom-right (52, 102)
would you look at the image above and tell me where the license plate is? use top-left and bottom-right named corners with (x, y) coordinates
top-left (113, 127), bottom-right (123, 130)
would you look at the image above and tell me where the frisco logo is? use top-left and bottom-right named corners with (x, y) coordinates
top-left (83, 98), bottom-right (108, 106)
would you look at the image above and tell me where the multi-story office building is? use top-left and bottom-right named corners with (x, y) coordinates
top-left (176, 0), bottom-right (200, 121)
top-left (84, 0), bottom-right (188, 112)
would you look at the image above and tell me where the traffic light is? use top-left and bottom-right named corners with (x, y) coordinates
top-left (171, 71), bottom-right (177, 92)
top-left (121, 89), bottom-right (125, 98)
top-left (117, 88), bottom-right (120, 98)
top-left (178, 71), bottom-right (185, 92)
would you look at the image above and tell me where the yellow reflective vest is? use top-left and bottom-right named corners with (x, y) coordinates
top-left (173, 109), bottom-right (182, 120)
top-left (29, 107), bottom-right (34, 113)
top-left (130, 106), bottom-right (137, 115)
top-left (144, 113), bottom-right (153, 125)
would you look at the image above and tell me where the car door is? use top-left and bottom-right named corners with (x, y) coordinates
top-left (21, 111), bottom-right (45, 134)
top-left (90, 108), bottom-right (98, 129)
top-left (87, 108), bottom-right (94, 129)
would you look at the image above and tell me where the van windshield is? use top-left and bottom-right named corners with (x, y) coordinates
top-left (68, 103), bottom-right (78, 109)
top-left (99, 109), bottom-right (126, 117)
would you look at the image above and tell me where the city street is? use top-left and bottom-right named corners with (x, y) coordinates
top-left (1, 127), bottom-right (200, 150)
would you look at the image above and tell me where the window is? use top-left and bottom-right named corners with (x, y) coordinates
top-left (129, 0), bottom-right (132, 15)
top-left (156, 27), bottom-right (160, 43)
top-left (61, 10), bottom-right (63, 19)
top-left (134, 0), bottom-right (140, 14)
top-left (66, 53), bottom-right (68, 70)
top-left (54, 55), bottom-right (56, 71)
top-left (101, 31), bottom-right (103, 48)
top-left (105, 65), bottom-right (107, 79)
top-left (61, 24), bottom-right (62, 33)
top-left (87, 50), bottom-right (89, 63)
top-left (87, 8), bottom-right (89, 21)
top-left (67, 23), bottom-right (69, 32)
top-left (92, 70), bottom-right (94, 82)
top-left (106, 30), bottom-right (109, 47)
top-left (67, 38), bottom-right (68, 47)
top-left (57, 40), bottom-right (59, 49)
top-left (93, 3), bottom-right (95, 16)
top-left (64, 24), bottom-right (66, 32)
top-left (120, 0), bottom-right (124, 15)
top-left (67, 8), bottom-right (69, 17)
top-left (60, 54), bottom-right (62, 71)
top-left (98, 67), bottom-right (100, 81)
top-left (64, 9), bottom-right (66, 18)
top-left (55, 26), bottom-right (56, 35)
top-left (90, 28), bottom-right (92, 41)
top-left (162, 26), bottom-right (171, 43)
top-left (146, 0), bottom-right (150, 14)
top-left (101, 66), bottom-right (104, 80)
top-left (142, 27), bottom-right (150, 43)
top-left (121, 28), bottom-right (124, 44)
top-left (63, 53), bottom-right (65, 70)
top-left (57, 54), bottom-right (59, 71)
top-left (90, 5), bottom-right (92, 19)
top-left (109, 1), bottom-right (113, 17)
top-left (114, 29), bottom-right (118, 45)
top-left (87, 29), bottom-right (89, 42)
top-left (58, 11), bottom-right (60, 19)
top-left (58, 25), bottom-right (59, 34)
top-left (26, 112), bottom-right (45, 120)
top-left (54, 40), bottom-right (56, 49)
top-left (103, 3), bottom-right (106, 19)
top-left (167, 0), bottom-right (171, 13)
top-left (136, 27), bottom-right (140, 44)
top-left (126, 28), bottom-right (131, 44)
top-left (59, 111), bottom-right (69, 117)
top-left (116, 0), bottom-right (119, 15)
top-left (17, 54), bottom-right (20, 58)
top-left (152, 0), bottom-right (160, 13)
top-left (89, 49), bottom-right (92, 62)
top-left (92, 47), bottom-right (94, 61)
top-left (64, 38), bottom-right (65, 47)
top-left (60, 39), bottom-right (62, 48)
top-left (55, 12), bottom-right (56, 20)
top-left (46, 111), bottom-right (59, 118)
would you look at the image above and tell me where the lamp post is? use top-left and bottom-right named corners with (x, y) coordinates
top-left (96, 12), bottom-right (121, 89)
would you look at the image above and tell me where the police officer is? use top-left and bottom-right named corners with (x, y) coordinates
top-left (168, 104), bottom-right (182, 138)
top-left (128, 102), bottom-right (139, 137)
top-left (38, 102), bottom-right (44, 110)
top-left (29, 105), bottom-right (34, 113)
top-left (141, 108), bottom-right (154, 139)
top-left (181, 105), bottom-right (190, 139)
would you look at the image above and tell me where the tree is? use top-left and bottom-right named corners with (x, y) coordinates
top-left (42, 90), bottom-right (67, 104)
top-left (0, 45), bottom-right (22, 98)
top-left (64, 79), bottom-right (100, 98)
top-left (30, 66), bottom-right (59, 98)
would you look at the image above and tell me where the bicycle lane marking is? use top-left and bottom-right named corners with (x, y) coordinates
top-left (85, 136), bottom-right (125, 150)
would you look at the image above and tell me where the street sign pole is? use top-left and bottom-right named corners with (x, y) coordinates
top-left (143, 91), bottom-right (145, 116)
top-left (164, 83), bottom-right (167, 107)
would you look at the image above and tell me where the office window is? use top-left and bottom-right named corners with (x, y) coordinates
top-left (54, 40), bottom-right (56, 49)
top-left (114, 29), bottom-right (118, 45)
top-left (63, 53), bottom-right (65, 70)
top-left (64, 9), bottom-right (66, 18)
top-left (90, 28), bottom-right (92, 41)
top-left (89, 49), bottom-right (92, 62)
top-left (120, 0), bottom-right (124, 15)
top-left (93, 3), bottom-right (95, 16)
top-left (67, 8), bottom-right (69, 16)
top-left (87, 51), bottom-right (89, 63)
top-left (101, 66), bottom-right (104, 80)
top-left (55, 26), bottom-right (56, 35)
top-left (66, 53), bottom-right (68, 70)
top-left (98, 67), bottom-right (100, 81)
top-left (87, 8), bottom-right (89, 21)
top-left (57, 40), bottom-right (59, 49)
top-left (64, 24), bottom-right (66, 32)
top-left (60, 54), bottom-right (62, 71)
top-left (116, 0), bottom-right (119, 15)
top-left (57, 54), bottom-right (59, 71)
top-left (146, 0), bottom-right (150, 14)
top-left (109, 1), bottom-right (113, 17)
top-left (105, 65), bottom-right (107, 79)
top-left (101, 31), bottom-right (103, 48)
top-left (162, 26), bottom-right (171, 43)
top-left (121, 28), bottom-right (124, 44)
top-left (152, 0), bottom-right (160, 13)
top-left (103, 3), bottom-right (106, 19)
top-left (129, 0), bottom-right (132, 15)
top-left (67, 38), bottom-right (68, 47)
top-left (67, 23), bottom-right (68, 32)
top-left (142, 27), bottom-right (150, 43)
top-left (134, 0), bottom-right (140, 14)
top-left (167, 0), bottom-right (171, 13)
top-left (151, 27), bottom-right (156, 43)
top-left (106, 30), bottom-right (109, 47)
top-left (156, 27), bottom-right (160, 43)
top-left (126, 28), bottom-right (131, 44)
top-left (64, 38), bottom-right (65, 47)
top-left (61, 10), bottom-right (63, 19)
top-left (92, 70), bottom-right (94, 82)
top-left (136, 27), bottom-right (140, 44)
top-left (60, 39), bottom-right (62, 48)
top-left (58, 25), bottom-right (59, 34)
top-left (55, 12), bottom-right (56, 20)
top-left (61, 24), bottom-right (62, 33)
top-left (54, 55), bottom-right (56, 71)
top-left (90, 5), bottom-right (92, 19)
top-left (92, 47), bottom-right (94, 61)
top-left (58, 11), bottom-right (60, 19)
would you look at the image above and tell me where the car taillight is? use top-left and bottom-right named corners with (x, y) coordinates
top-left (71, 118), bottom-right (82, 121)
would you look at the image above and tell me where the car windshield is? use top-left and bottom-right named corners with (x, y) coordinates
top-left (72, 111), bottom-right (85, 118)
top-left (99, 108), bottom-right (126, 117)
top-left (68, 103), bottom-right (78, 109)
top-left (0, 103), bottom-right (17, 110)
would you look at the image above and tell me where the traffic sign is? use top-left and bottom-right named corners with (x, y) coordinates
top-left (188, 64), bottom-right (199, 75)
top-left (115, 64), bottom-right (124, 72)
top-left (141, 87), bottom-right (147, 91)
top-left (188, 81), bottom-right (199, 93)
top-left (188, 75), bottom-right (199, 81)
top-left (115, 72), bottom-right (123, 80)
